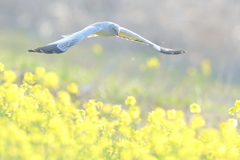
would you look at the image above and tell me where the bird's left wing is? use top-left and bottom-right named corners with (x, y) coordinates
top-left (28, 23), bottom-right (102, 54)
top-left (118, 27), bottom-right (186, 55)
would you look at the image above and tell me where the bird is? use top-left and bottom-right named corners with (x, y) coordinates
top-left (28, 21), bottom-right (186, 55)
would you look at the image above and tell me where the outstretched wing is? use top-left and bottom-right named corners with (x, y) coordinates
top-left (117, 27), bottom-right (186, 55)
top-left (28, 23), bottom-right (102, 54)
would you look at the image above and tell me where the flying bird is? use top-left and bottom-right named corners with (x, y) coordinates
top-left (28, 22), bottom-right (186, 55)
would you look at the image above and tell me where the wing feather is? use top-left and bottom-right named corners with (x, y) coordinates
top-left (29, 23), bottom-right (102, 54)
top-left (118, 27), bottom-right (186, 55)
top-left (118, 27), bottom-right (151, 45)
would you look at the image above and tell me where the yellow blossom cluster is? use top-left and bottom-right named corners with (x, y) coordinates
top-left (140, 56), bottom-right (160, 71)
top-left (229, 100), bottom-right (240, 117)
top-left (201, 59), bottom-right (212, 76)
top-left (92, 43), bottom-right (103, 55)
top-left (187, 59), bottom-right (212, 77)
top-left (0, 63), bottom-right (239, 160)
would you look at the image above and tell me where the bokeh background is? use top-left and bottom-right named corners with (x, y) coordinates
top-left (0, 0), bottom-right (240, 124)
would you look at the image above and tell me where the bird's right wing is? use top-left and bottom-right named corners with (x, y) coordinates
top-left (118, 27), bottom-right (186, 55)
top-left (28, 23), bottom-right (102, 54)
top-left (118, 27), bottom-right (151, 45)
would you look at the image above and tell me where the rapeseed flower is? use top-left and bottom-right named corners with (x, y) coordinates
top-left (229, 107), bottom-right (236, 115)
top-left (0, 62), bottom-right (4, 71)
top-left (35, 66), bottom-right (46, 77)
top-left (190, 103), bottom-right (201, 113)
top-left (148, 107), bottom-right (166, 124)
top-left (3, 70), bottom-right (16, 83)
top-left (43, 72), bottom-right (59, 88)
top-left (125, 96), bottom-right (137, 106)
top-left (92, 43), bottom-right (103, 55)
top-left (23, 72), bottom-right (36, 84)
top-left (190, 115), bottom-right (206, 129)
top-left (228, 100), bottom-right (240, 116)
top-left (57, 90), bottom-right (71, 105)
top-left (67, 82), bottom-right (79, 94)
top-left (201, 59), bottom-right (211, 76)
top-left (146, 57), bottom-right (160, 69)
top-left (235, 100), bottom-right (240, 111)
top-left (167, 109), bottom-right (177, 119)
top-left (228, 118), bottom-right (238, 127)
top-left (128, 105), bottom-right (140, 120)
top-left (111, 105), bottom-right (122, 117)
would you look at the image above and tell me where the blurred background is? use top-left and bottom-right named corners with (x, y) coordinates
top-left (0, 0), bottom-right (240, 124)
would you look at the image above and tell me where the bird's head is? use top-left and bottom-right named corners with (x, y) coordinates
top-left (111, 23), bottom-right (120, 35)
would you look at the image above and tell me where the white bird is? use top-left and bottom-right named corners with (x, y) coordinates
top-left (28, 21), bottom-right (186, 55)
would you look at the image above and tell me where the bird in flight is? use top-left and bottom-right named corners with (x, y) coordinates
top-left (28, 21), bottom-right (186, 55)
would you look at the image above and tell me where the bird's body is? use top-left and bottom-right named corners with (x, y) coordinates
top-left (28, 21), bottom-right (186, 55)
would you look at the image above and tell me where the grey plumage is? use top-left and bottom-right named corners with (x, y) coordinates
top-left (28, 21), bottom-right (186, 55)
top-left (159, 47), bottom-right (186, 55)
top-left (28, 44), bottom-right (64, 54)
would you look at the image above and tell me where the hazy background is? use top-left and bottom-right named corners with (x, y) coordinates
top-left (0, 0), bottom-right (239, 119)
top-left (1, 0), bottom-right (240, 82)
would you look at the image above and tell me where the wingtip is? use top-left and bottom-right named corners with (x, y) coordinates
top-left (171, 50), bottom-right (187, 55)
top-left (182, 50), bottom-right (187, 53)
top-left (160, 47), bottom-right (187, 55)
top-left (28, 49), bottom-right (35, 52)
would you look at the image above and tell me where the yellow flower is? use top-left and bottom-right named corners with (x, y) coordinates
top-left (101, 104), bottom-right (112, 113)
top-left (35, 67), bottom-right (46, 77)
top-left (119, 110), bottom-right (131, 125)
top-left (190, 115), bottom-right (205, 129)
top-left (146, 57), bottom-right (160, 69)
top-left (87, 99), bottom-right (96, 108)
top-left (201, 59), bottom-right (211, 76)
top-left (76, 109), bottom-right (86, 116)
top-left (3, 70), bottom-right (16, 83)
top-left (237, 113), bottom-right (240, 118)
top-left (118, 125), bottom-right (132, 137)
top-left (0, 62), bottom-right (5, 72)
top-left (111, 105), bottom-right (122, 117)
top-left (228, 118), bottom-right (238, 127)
top-left (4, 84), bottom-right (20, 102)
top-left (229, 107), bottom-right (236, 115)
top-left (96, 102), bottom-right (103, 109)
top-left (167, 109), bottom-right (177, 119)
top-left (22, 72), bottom-right (36, 84)
top-left (67, 82), bottom-right (79, 94)
top-left (190, 103), bottom-right (201, 113)
top-left (148, 107), bottom-right (166, 123)
top-left (43, 72), bottom-right (59, 88)
top-left (92, 44), bottom-right (103, 55)
top-left (125, 96), bottom-right (137, 106)
top-left (234, 100), bottom-right (240, 111)
top-left (128, 105), bottom-right (140, 120)
top-left (57, 90), bottom-right (71, 104)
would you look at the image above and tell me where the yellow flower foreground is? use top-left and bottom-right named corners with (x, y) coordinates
top-left (0, 63), bottom-right (239, 160)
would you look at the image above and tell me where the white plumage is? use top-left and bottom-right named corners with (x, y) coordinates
top-left (28, 21), bottom-right (186, 55)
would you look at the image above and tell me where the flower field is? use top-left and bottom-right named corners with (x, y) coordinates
top-left (0, 62), bottom-right (239, 160)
